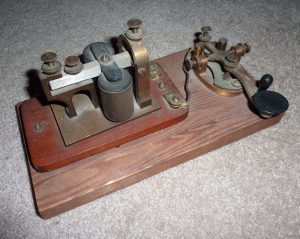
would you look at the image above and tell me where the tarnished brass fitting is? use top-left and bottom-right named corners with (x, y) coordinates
top-left (41, 52), bottom-right (62, 74)
top-left (230, 43), bottom-right (251, 60)
top-left (199, 26), bottom-right (212, 42)
top-left (125, 18), bottom-right (144, 40)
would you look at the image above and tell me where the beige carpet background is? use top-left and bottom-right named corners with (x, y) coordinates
top-left (0, 0), bottom-right (299, 238)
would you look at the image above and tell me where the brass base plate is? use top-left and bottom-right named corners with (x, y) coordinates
top-left (194, 62), bottom-right (243, 97)
top-left (51, 95), bottom-right (160, 145)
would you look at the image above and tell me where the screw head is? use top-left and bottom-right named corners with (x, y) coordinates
top-left (99, 54), bottom-right (112, 64)
top-left (34, 122), bottom-right (44, 132)
top-left (158, 81), bottom-right (166, 89)
top-left (150, 63), bottom-right (157, 71)
top-left (244, 43), bottom-right (251, 53)
top-left (65, 55), bottom-right (80, 67)
top-left (127, 18), bottom-right (142, 29)
top-left (172, 95), bottom-right (180, 103)
top-left (231, 79), bottom-right (241, 87)
top-left (226, 52), bottom-right (239, 62)
top-left (201, 26), bottom-right (212, 34)
top-left (41, 52), bottom-right (57, 63)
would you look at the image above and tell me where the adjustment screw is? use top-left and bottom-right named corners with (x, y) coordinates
top-left (127, 18), bottom-right (142, 33)
top-left (200, 26), bottom-right (212, 42)
top-left (41, 52), bottom-right (57, 64)
top-left (64, 55), bottom-right (83, 75)
top-left (65, 55), bottom-right (80, 67)
top-left (126, 18), bottom-right (143, 40)
top-left (41, 52), bottom-right (61, 74)
top-left (216, 38), bottom-right (228, 51)
top-left (201, 26), bottom-right (212, 35)
top-left (244, 43), bottom-right (251, 53)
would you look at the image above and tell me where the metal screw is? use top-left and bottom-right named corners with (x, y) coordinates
top-left (199, 26), bottom-right (212, 42)
top-left (164, 93), bottom-right (183, 108)
top-left (125, 18), bottom-right (144, 40)
top-left (65, 55), bottom-right (80, 67)
top-left (150, 62), bottom-right (157, 72)
top-left (201, 26), bottom-right (211, 37)
top-left (216, 38), bottom-right (228, 51)
top-left (64, 55), bottom-right (83, 75)
top-left (244, 43), bottom-right (251, 53)
top-left (231, 79), bottom-right (241, 87)
top-left (34, 122), bottom-right (44, 132)
top-left (127, 18), bottom-right (142, 33)
top-left (138, 68), bottom-right (146, 77)
top-left (226, 52), bottom-right (239, 62)
top-left (172, 95), bottom-right (180, 103)
top-left (158, 81), bottom-right (166, 89)
top-left (41, 52), bottom-right (57, 65)
top-left (41, 52), bottom-right (61, 74)
top-left (99, 54), bottom-right (112, 63)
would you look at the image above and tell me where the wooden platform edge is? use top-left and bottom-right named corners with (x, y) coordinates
top-left (42, 114), bottom-right (282, 219)
top-left (16, 102), bottom-right (282, 219)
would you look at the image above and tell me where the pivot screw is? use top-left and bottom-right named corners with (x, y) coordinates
top-left (41, 52), bottom-right (62, 74)
top-left (243, 43), bottom-right (251, 53)
top-left (64, 55), bottom-right (83, 75)
top-left (164, 92), bottom-right (187, 109)
top-left (99, 54), bottom-right (112, 64)
top-left (127, 18), bottom-right (142, 33)
top-left (200, 26), bottom-right (212, 42)
top-left (126, 18), bottom-right (144, 40)
top-left (216, 38), bottom-right (228, 51)
top-left (41, 52), bottom-right (57, 63)
top-left (65, 55), bottom-right (80, 67)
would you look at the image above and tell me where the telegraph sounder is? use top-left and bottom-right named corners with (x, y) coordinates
top-left (18, 19), bottom-right (188, 171)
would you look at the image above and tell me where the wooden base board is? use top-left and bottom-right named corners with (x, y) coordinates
top-left (19, 50), bottom-right (283, 219)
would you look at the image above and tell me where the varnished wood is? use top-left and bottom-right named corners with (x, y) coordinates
top-left (18, 50), bottom-right (283, 219)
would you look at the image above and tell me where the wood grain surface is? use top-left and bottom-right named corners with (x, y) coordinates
top-left (18, 50), bottom-right (282, 219)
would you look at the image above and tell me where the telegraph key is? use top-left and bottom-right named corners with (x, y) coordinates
top-left (183, 26), bottom-right (289, 118)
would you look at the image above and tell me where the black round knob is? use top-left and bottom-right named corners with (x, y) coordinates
top-left (258, 74), bottom-right (273, 92)
top-left (252, 90), bottom-right (289, 118)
